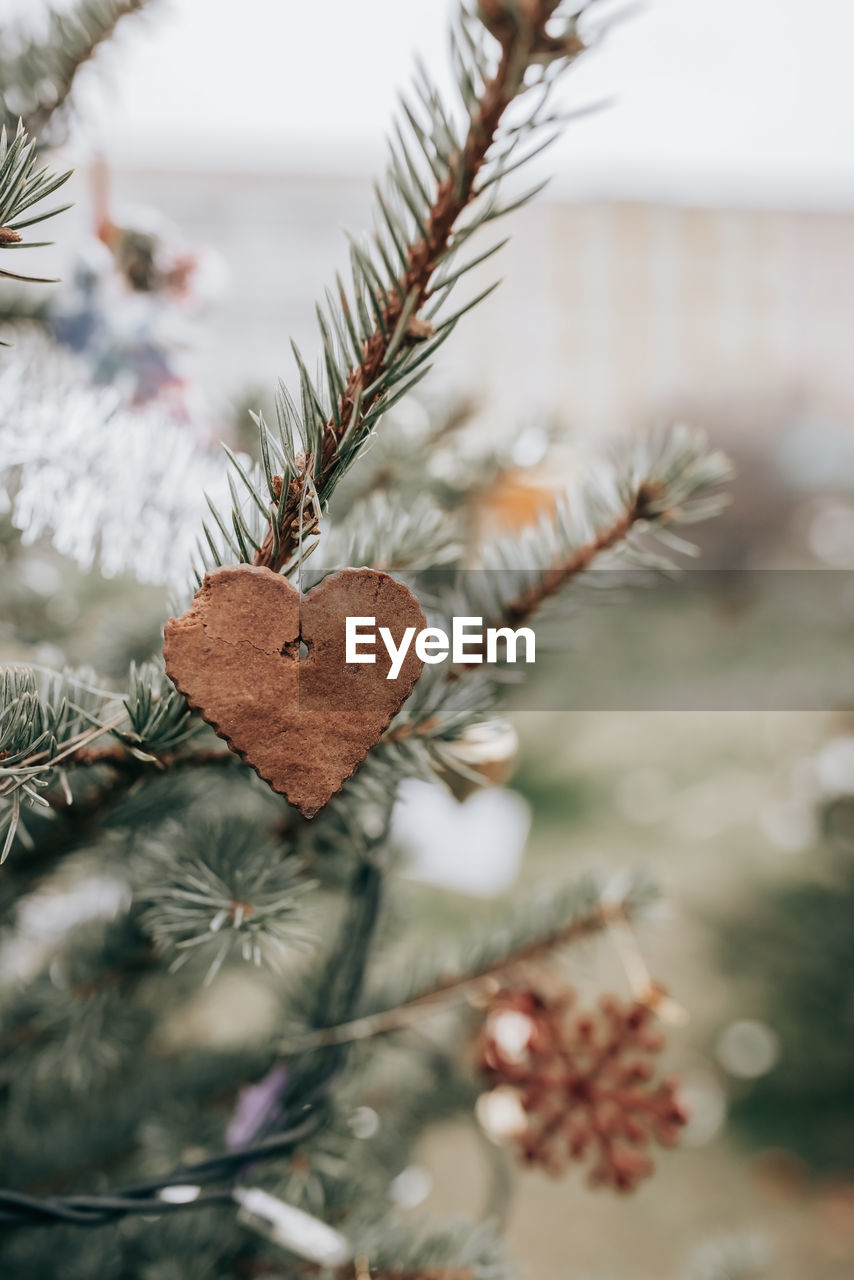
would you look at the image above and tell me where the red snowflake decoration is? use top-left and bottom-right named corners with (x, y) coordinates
top-left (474, 985), bottom-right (688, 1191)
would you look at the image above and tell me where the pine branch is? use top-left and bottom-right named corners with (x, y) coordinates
top-left (0, 661), bottom-right (216, 862)
top-left (0, 285), bottom-right (54, 327)
top-left (69, 744), bottom-right (236, 771)
top-left (0, 666), bottom-right (125, 862)
top-left (456, 423), bottom-right (733, 651)
top-left (0, 913), bottom-right (159, 1093)
top-left (247, 1), bottom-right (593, 576)
top-left (497, 500), bottom-right (638, 629)
top-left (0, 739), bottom-right (244, 890)
top-left (0, 337), bottom-right (242, 589)
top-left (303, 491), bottom-right (461, 585)
top-left (136, 816), bottom-right (315, 983)
top-left (287, 874), bottom-right (653, 1051)
top-left (0, 122), bottom-right (71, 283)
top-left (0, 764), bottom-right (135, 927)
top-left (0, 0), bottom-right (153, 141)
top-left (278, 857), bottom-right (388, 1122)
top-left (331, 395), bottom-right (478, 514)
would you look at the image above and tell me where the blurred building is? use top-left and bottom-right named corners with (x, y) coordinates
top-left (54, 166), bottom-right (854, 435)
top-left (489, 199), bottom-right (854, 434)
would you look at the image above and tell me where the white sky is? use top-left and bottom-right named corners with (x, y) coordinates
top-left (11, 0), bottom-right (854, 204)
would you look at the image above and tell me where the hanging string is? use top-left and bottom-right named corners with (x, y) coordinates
top-left (603, 892), bottom-right (687, 1026)
top-left (295, 469), bottom-right (321, 601)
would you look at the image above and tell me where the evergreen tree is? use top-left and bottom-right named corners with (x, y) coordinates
top-left (722, 778), bottom-right (854, 1173)
top-left (0, 3), bottom-right (734, 1276)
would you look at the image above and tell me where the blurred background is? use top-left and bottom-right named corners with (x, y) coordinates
top-left (3, 0), bottom-right (854, 1276)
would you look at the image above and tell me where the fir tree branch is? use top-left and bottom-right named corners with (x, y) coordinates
top-left (0, 286), bottom-right (53, 329)
top-left (289, 880), bottom-right (645, 1051)
top-left (0, 739), bottom-right (239, 866)
top-left (0, 122), bottom-right (72, 283)
top-left (278, 856), bottom-right (388, 1121)
top-left (251, 2), bottom-right (591, 575)
top-left (0, 766), bottom-right (136, 926)
top-left (0, 0), bottom-right (153, 141)
top-left (68, 744), bottom-right (240, 772)
top-left (452, 423), bottom-right (733, 659)
top-left (0, 662), bottom-right (208, 861)
top-left (485, 497), bottom-right (639, 634)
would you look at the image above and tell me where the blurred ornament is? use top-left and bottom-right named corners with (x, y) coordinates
top-left (473, 465), bottom-right (560, 540)
top-left (510, 425), bottom-right (549, 468)
top-left (476, 1084), bottom-right (528, 1139)
top-left (158, 1184), bottom-right (202, 1204)
top-left (227, 1063), bottom-right (289, 1149)
top-left (474, 984), bottom-right (687, 1191)
top-left (49, 155), bottom-right (225, 427)
top-left (234, 1187), bottom-right (349, 1266)
top-left (392, 778), bottom-right (529, 898)
top-left (348, 1106), bottom-right (380, 1140)
top-left (489, 1007), bottom-right (536, 1061)
top-left (389, 1164), bottom-right (432, 1209)
top-left (436, 718), bottom-right (519, 800)
top-left (715, 1019), bottom-right (781, 1080)
top-left (0, 333), bottom-right (240, 588)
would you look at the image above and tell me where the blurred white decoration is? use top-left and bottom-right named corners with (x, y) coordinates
top-left (348, 1106), bottom-right (380, 1140)
top-left (614, 766), bottom-right (673, 825)
top-left (0, 873), bottom-right (129, 987)
top-left (0, 336), bottom-right (237, 590)
top-left (475, 1085), bottom-right (527, 1141)
top-left (715, 1019), bottom-right (781, 1080)
top-left (389, 1164), bottom-right (432, 1210)
top-left (814, 735), bottom-right (854, 796)
top-left (486, 1009), bottom-right (534, 1063)
top-left (510, 425), bottom-right (549, 468)
top-left (158, 1184), bottom-right (201, 1204)
top-left (440, 719), bottom-right (519, 801)
top-left (16, 875), bottom-right (129, 942)
top-left (675, 1070), bottom-right (727, 1147)
top-left (392, 779), bottom-right (530, 898)
top-left (358, 802), bottom-right (390, 841)
top-left (234, 1188), bottom-right (349, 1266)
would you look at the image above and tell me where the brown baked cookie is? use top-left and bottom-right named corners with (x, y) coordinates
top-left (163, 565), bottom-right (425, 817)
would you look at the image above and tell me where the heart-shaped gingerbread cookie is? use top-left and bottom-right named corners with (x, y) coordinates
top-left (163, 565), bottom-right (426, 817)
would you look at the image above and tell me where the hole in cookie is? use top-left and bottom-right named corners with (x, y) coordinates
top-left (298, 640), bottom-right (309, 660)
